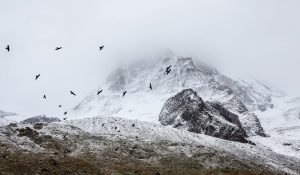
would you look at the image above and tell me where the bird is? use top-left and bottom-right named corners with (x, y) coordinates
top-left (64, 111), bottom-right (67, 115)
top-left (63, 117), bottom-right (67, 120)
top-left (55, 47), bottom-right (62, 50)
top-left (97, 90), bottom-right (103, 95)
top-left (149, 83), bottom-right (152, 90)
top-left (5, 45), bottom-right (10, 52)
top-left (166, 65), bottom-right (171, 71)
top-left (58, 105), bottom-right (62, 108)
top-left (122, 91), bottom-right (127, 97)
top-left (43, 95), bottom-right (46, 99)
top-left (166, 69), bottom-right (171, 75)
top-left (166, 65), bottom-right (172, 74)
top-left (70, 91), bottom-right (76, 96)
top-left (99, 45), bottom-right (104, 50)
top-left (35, 74), bottom-right (40, 80)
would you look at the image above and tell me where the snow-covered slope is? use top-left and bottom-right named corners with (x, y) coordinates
top-left (1, 116), bottom-right (299, 174)
top-left (64, 116), bottom-right (300, 174)
top-left (72, 56), bottom-right (282, 137)
top-left (251, 96), bottom-right (300, 158)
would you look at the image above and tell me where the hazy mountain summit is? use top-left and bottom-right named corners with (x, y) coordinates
top-left (73, 56), bottom-right (283, 136)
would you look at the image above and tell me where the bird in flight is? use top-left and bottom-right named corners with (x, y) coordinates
top-left (166, 69), bottom-right (171, 75)
top-left (55, 47), bottom-right (62, 50)
top-left (97, 90), bottom-right (103, 95)
top-left (58, 105), bottom-right (62, 108)
top-left (99, 45), bottom-right (104, 50)
top-left (43, 95), bottom-right (46, 99)
top-left (5, 45), bottom-right (10, 52)
top-left (70, 91), bottom-right (76, 96)
top-left (149, 83), bottom-right (152, 90)
top-left (166, 65), bottom-right (171, 75)
top-left (122, 91), bottom-right (127, 97)
top-left (63, 117), bottom-right (67, 120)
top-left (64, 112), bottom-right (67, 115)
top-left (35, 74), bottom-right (40, 80)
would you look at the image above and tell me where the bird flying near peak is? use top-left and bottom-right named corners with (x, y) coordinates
top-left (97, 90), bottom-right (103, 95)
top-left (166, 65), bottom-right (172, 75)
top-left (58, 105), bottom-right (62, 108)
top-left (99, 45), bottom-right (104, 50)
top-left (166, 69), bottom-right (171, 75)
top-left (43, 95), bottom-right (46, 99)
top-left (149, 83), bottom-right (152, 90)
top-left (64, 112), bottom-right (67, 115)
top-left (70, 91), bottom-right (76, 96)
top-left (122, 91), bottom-right (127, 97)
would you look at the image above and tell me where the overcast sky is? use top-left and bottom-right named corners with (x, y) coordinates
top-left (1, 0), bottom-right (300, 117)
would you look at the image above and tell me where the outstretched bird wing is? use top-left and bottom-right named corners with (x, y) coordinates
top-left (70, 91), bottom-right (76, 96)
top-left (35, 74), bottom-right (40, 80)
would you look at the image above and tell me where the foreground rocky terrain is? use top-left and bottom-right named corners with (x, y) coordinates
top-left (0, 117), bottom-right (300, 175)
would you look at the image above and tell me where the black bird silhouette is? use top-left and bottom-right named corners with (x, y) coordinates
top-left (97, 90), bottom-right (103, 95)
top-left (35, 74), bottom-right (40, 80)
top-left (99, 45), bottom-right (104, 50)
top-left (166, 65), bottom-right (171, 71)
top-left (166, 65), bottom-right (172, 74)
top-left (64, 112), bottom-right (67, 115)
top-left (58, 105), bottom-right (62, 108)
top-left (63, 117), bottom-right (67, 120)
top-left (122, 91), bottom-right (127, 97)
top-left (166, 69), bottom-right (171, 75)
top-left (149, 83), bottom-right (152, 90)
top-left (5, 45), bottom-right (10, 52)
top-left (43, 95), bottom-right (46, 99)
top-left (70, 91), bottom-right (76, 96)
top-left (55, 47), bottom-right (62, 50)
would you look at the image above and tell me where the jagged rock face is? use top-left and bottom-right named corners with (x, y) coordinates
top-left (73, 56), bottom-right (279, 136)
top-left (22, 115), bottom-right (61, 124)
top-left (159, 89), bottom-right (248, 143)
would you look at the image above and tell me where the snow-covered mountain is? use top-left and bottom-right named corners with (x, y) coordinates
top-left (252, 96), bottom-right (300, 158)
top-left (72, 56), bottom-right (282, 137)
top-left (1, 56), bottom-right (300, 174)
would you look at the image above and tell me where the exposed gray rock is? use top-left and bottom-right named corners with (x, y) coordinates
top-left (22, 115), bottom-right (61, 124)
top-left (159, 89), bottom-right (248, 143)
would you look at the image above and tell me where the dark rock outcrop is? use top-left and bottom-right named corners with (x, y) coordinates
top-left (159, 89), bottom-right (248, 143)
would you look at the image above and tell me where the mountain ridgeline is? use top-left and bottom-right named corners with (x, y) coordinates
top-left (73, 56), bottom-right (282, 139)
